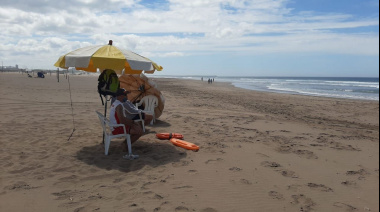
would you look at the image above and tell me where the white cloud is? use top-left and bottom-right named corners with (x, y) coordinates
top-left (0, 0), bottom-right (378, 70)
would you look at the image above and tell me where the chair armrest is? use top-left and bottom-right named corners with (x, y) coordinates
top-left (122, 106), bottom-right (142, 115)
top-left (142, 110), bottom-right (153, 115)
top-left (108, 123), bottom-right (125, 128)
top-left (109, 123), bottom-right (128, 134)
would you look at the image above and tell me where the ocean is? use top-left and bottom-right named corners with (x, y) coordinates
top-left (152, 76), bottom-right (379, 101)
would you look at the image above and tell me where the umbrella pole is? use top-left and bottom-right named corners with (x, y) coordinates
top-left (104, 96), bottom-right (108, 118)
top-left (102, 96), bottom-right (111, 144)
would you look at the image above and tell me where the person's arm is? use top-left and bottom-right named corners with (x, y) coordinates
top-left (115, 105), bottom-right (134, 127)
top-left (122, 101), bottom-right (142, 114)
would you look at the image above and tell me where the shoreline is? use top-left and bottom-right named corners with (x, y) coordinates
top-left (151, 74), bottom-right (380, 102)
top-left (3, 72), bottom-right (378, 101)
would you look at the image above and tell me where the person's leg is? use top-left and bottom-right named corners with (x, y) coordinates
top-left (122, 124), bottom-right (143, 152)
top-left (144, 113), bottom-right (153, 125)
top-left (129, 124), bottom-right (143, 143)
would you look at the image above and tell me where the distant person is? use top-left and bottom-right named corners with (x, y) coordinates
top-left (37, 72), bottom-right (45, 78)
top-left (110, 89), bottom-right (153, 150)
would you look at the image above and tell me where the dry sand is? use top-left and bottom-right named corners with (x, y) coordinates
top-left (0, 73), bottom-right (379, 212)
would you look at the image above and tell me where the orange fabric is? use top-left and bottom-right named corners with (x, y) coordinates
top-left (119, 74), bottom-right (165, 119)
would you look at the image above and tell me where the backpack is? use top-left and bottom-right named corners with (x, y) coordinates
top-left (97, 69), bottom-right (120, 104)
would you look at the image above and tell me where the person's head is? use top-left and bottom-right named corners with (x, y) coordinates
top-left (115, 89), bottom-right (130, 102)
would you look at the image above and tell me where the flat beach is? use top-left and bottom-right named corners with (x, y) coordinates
top-left (0, 73), bottom-right (379, 212)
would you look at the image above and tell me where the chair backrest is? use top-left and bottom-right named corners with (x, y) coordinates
top-left (139, 95), bottom-right (158, 112)
top-left (96, 111), bottom-right (112, 135)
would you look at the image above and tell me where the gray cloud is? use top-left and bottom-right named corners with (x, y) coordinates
top-left (0, 0), bottom-right (378, 70)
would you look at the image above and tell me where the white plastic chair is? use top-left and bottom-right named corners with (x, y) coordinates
top-left (133, 112), bottom-right (146, 133)
top-left (111, 97), bottom-right (146, 132)
top-left (136, 95), bottom-right (158, 125)
top-left (95, 111), bottom-right (139, 160)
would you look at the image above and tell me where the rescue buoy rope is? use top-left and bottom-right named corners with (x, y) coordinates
top-left (67, 74), bottom-right (76, 141)
top-left (130, 75), bottom-right (146, 103)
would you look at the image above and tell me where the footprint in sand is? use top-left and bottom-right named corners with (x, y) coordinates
top-left (200, 208), bottom-right (218, 212)
top-left (8, 164), bottom-right (44, 174)
top-left (240, 179), bottom-right (252, 185)
top-left (188, 170), bottom-right (198, 174)
top-left (261, 161), bottom-right (298, 178)
top-left (175, 206), bottom-right (189, 211)
top-left (261, 161), bottom-right (282, 168)
top-left (51, 190), bottom-right (75, 200)
top-left (278, 169), bottom-right (298, 178)
top-left (268, 191), bottom-right (284, 200)
top-left (331, 143), bottom-right (361, 151)
top-left (307, 183), bottom-right (334, 192)
top-left (333, 202), bottom-right (358, 211)
top-left (113, 178), bottom-right (124, 183)
top-left (229, 167), bottom-right (243, 172)
top-left (131, 208), bottom-right (147, 212)
top-left (73, 206), bottom-right (85, 212)
top-left (207, 142), bottom-right (228, 149)
top-left (5, 181), bottom-right (38, 191)
top-left (293, 149), bottom-right (318, 159)
top-left (205, 158), bottom-right (223, 164)
top-left (346, 169), bottom-right (369, 176)
top-left (256, 153), bottom-right (270, 158)
top-left (276, 145), bottom-right (293, 154)
top-left (172, 160), bottom-right (191, 167)
top-left (173, 185), bottom-right (193, 190)
top-left (346, 168), bottom-right (370, 180)
top-left (341, 180), bottom-right (357, 187)
top-left (58, 175), bottom-right (78, 181)
top-left (154, 194), bottom-right (164, 200)
top-left (291, 194), bottom-right (316, 212)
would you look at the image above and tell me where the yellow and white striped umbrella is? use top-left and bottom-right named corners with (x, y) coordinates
top-left (54, 40), bottom-right (163, 74)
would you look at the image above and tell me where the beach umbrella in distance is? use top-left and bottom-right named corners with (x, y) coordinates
top-left (54, 40), bottom-right (163, 75)
top-left (119, 74), bottom-right (165, 119)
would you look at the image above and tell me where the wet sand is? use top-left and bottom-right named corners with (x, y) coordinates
top-left (0, 73), bottom-right (379, 212)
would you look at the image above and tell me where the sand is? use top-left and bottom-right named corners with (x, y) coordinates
top-left (0, 72), bottom-right (379, 212)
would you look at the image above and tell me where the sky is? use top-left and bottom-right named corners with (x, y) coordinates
top-left (0, 0), bottom-right (379, 77)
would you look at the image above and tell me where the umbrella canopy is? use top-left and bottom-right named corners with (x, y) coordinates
top-left (119, 74), bottom-right (165, 119)
top-left (54, 40), bottom-right (163, 75)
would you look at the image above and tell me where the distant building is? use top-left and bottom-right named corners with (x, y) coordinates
top-left (2, 65), bottom-right (19, 71)
top-left (1, 64), bottom-right (26, 73)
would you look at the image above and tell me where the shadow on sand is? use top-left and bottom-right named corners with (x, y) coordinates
top-left (153, 120), bottom-right (171, 128)
top-left (76, 140), bottom-right (186, 173)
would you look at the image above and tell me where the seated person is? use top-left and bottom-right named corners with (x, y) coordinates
top-left (110, 89), bottom-right (153, 150)
top-left (111, 90), bottom-right (153, 126)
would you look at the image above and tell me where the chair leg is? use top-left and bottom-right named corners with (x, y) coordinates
top-left (104, 137), bottom-right (111, 155)
top-left (123, 135), bottom-right (139, 160)
top-left (141, 121), bottom-right (146, 132)
top-left (139, 112), bottom-right (145, 132)
top-left (126, 135), bottom-right (132, 155)
top-left (150, 113), bottom-right (155, 125)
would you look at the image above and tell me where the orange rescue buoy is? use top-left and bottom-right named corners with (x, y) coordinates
top-left (170, 138), bottom-right (200, 151)
top-left (156, 133), bottom-right (184, 140)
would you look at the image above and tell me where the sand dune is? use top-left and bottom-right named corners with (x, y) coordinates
top-left (0, 73), bottom-right (378, 212)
